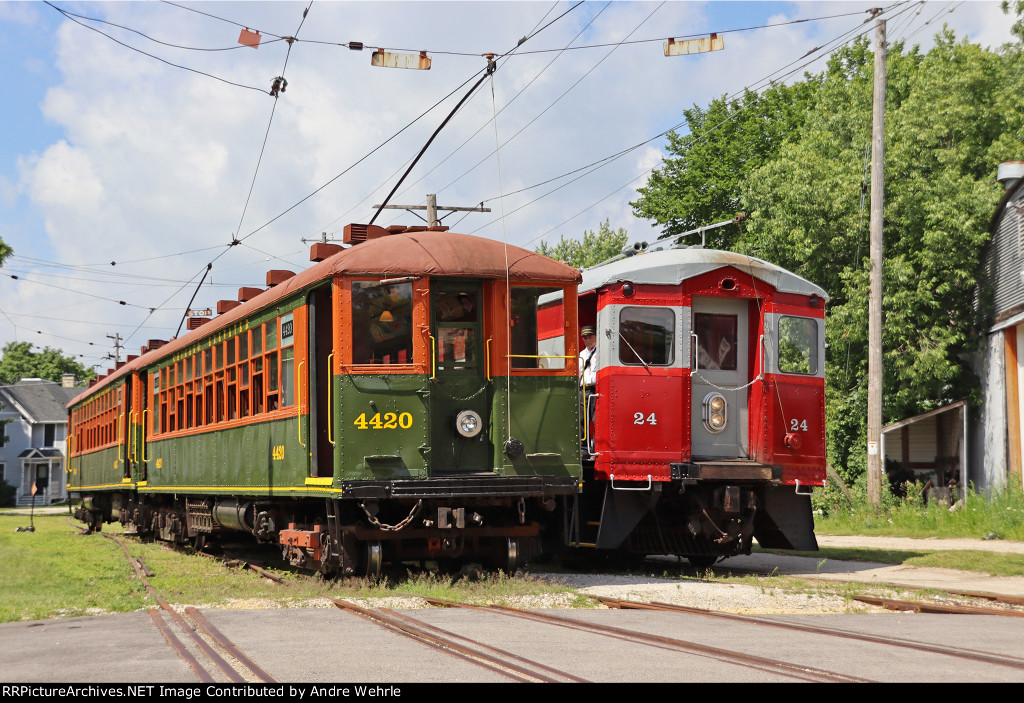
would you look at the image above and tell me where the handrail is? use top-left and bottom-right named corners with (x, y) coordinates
top-left (610, 474), bottom-right (653, 491)
top-left (327, 353), bottom-right (335, 446)
top-left (429, 335), bottom-right (437, 380)
top-left (118, 412), bottom-right (124, 462)
top-left (129, 410), bottom-right (136, 463)
top-left (297, 360), bottom-right (305, 448)
top-left (485, 338), bottom-right (492, 381)
top-left (142, 410), bottom-right (150, 462)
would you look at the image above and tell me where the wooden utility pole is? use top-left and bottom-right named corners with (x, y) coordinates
top-left (372, 194), bottom-right (490, 228)
top-left (867, 16), bottom-right (886, 507)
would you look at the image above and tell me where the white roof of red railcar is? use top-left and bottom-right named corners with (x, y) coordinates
top-left (69, 229), bottom-right (581, 407)
top-left (578, 247), bottom-right (829, 299)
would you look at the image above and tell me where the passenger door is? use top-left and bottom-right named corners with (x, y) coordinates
top-left (690, 297), bottom-right (749, 459)
top-left (429, 280), bottom-right (491, 473)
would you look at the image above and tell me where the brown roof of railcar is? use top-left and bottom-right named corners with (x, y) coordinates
top-left (69, 229), bottom-right (580, 407)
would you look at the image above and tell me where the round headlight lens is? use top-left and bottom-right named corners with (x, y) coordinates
top-left (702, 392), bottom-right (727, 433)
top-left (455, 409), bottom-right (483, 438)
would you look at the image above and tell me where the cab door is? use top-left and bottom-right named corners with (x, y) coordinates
top-left (429, 280), bottom-right (491, 473)
top-left (690, 296), bottom-right (749, 459)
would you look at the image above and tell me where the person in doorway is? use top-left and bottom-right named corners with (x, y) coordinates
top-left (579, 326), bottom-right (597, 451)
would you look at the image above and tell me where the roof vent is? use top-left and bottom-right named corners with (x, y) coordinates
top-left (998, 161), bottom-right (1024, 192)
top-left (237, 287), bottom-right (263, 303)
top-left (148, 339), bottom-right (167, 350)
top-left (217, 300), bottom-right (241, 314)
top-left (187, 318), bottom-right (210, 330)
top-left (344, 223), bottom-right (391, 245)
top-left (266, 270), bottom-right (295, 287)
top-left (310, 242), bottom-right (345, 261)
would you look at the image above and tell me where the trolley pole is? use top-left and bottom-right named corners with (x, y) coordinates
top-left (867, 15), bottom-right (886, 508)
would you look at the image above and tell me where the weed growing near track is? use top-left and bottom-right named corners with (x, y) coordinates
top-left (0, 513), bottom-right (583, 621)
top-left (813, 480), bottom-right (1024, 541)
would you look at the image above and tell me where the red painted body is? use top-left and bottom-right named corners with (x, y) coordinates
top-left (544, 249), bottom-right (828, 559)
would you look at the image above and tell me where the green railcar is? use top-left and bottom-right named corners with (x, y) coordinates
top-left (68, 225), bottom-right (582, 576)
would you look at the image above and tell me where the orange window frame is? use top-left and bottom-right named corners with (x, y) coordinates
top-left (336, 275), bottom-right (429, 376)
top-left (486, 281), bottom-right (579, 378)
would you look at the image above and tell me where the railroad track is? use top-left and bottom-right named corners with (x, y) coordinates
top-left (329, 598), bottom-right (588, 683)
top-left (102, 531), bottom-right (277, 683)
top-left (422, 598), bottom-right (869, 683)
top-left (593, 596), bottom-right (1024, 672)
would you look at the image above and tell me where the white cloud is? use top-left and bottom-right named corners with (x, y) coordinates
top-left (4, 1), bottom-right (1018, 362)
top-left (23, 140), bottom-right (105, 212)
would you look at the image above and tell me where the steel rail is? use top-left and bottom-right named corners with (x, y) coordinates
top-left (185, 607), bottom-right (278, 683)
top-left (330, 598), bottom-right (584, 683)
top-left (424, 598), bottom-right (869, 683)
top-left (101, 532), bottom-right (261, 683)
top-left (595, 596), bottom-right (1024, 672)
top-left (853, 595), bottom-right (1024, 618)
top-left (381, 607), bottom-right (589, 683)
top-left (147, 609), bottom-right (216, 683)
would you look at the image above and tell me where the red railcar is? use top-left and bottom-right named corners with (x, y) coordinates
top-left (542, 245), bottom-right (827, 566)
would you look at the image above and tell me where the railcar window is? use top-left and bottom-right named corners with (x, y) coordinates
top-left (620, 307), bottom-right (675, 366)
top-left (432, 288), bottom-right (479, 372)
top-left (352, 281), bottom-right (414, 364)
top-left (694, 313), bottom-right (737, 371)
top-left (267, 350), bottom-right (279, 411)
top-left (778, 316), bottom-right (818, 375)
top-left (510, 286), bottom-right (565, 370)
top-left (281, 347), bottom-right (294, 406)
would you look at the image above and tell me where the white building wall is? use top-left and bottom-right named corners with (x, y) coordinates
top-left (973, 331), bottom-right (1009, 493)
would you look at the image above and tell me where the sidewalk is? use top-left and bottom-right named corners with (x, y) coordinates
top-left (717, 533), bottom-right (1024, 598)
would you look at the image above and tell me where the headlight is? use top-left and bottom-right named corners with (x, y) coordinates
top-left (455, 409), bottom-right (483, 438)
top-left (703, 392), bottom-right (727, 434)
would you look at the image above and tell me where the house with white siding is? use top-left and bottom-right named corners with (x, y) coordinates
top-left (0, 377), bottom-right (79, 506)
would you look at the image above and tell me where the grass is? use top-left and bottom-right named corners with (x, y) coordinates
top-left (813, 481), bottom-right (1024, 541)
top-left (754, 545), bottom-right (1024, 577)
top-left (0, 513), bottom-right (580, 623)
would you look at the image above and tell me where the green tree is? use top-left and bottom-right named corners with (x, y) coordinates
top-left (0, 342), bottom-right (96, 386)
top-left (631, 81), bottom-right (818, 248)
top-left (536, 219), bottom-right (629, 268)
top-left (1004, 1), bottom-right (1024, 40)
top-left (631, 33), bottom-right (1024, 483)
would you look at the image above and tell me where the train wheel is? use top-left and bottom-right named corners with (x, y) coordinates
top-left (502, 537), bottom-right (520, 573)
top-left (363, 541), bottom-right (383, 581)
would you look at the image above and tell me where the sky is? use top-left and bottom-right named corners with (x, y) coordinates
top-left (0, 0), bottom-right (1015, 373)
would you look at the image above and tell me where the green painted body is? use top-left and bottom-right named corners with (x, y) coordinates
top-left (75, 372), bottom-right (581, 498)
top-left (71, 280), bottom-right (582, 502)
top-left (144, 415), bottom-right (319, 498)
top-left (68, 445), bottom-right (125, 491)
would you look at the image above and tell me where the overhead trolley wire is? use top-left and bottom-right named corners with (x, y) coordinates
top-left (307, 1), bottom-right (588, 237)
top-left (377, 1), bottom-right (610, 229)
top-left (481, 5), bottom-right (902, 248)
top-left (40, 3), bottom-right (287, 52)
top-left (44, 1), bottom-right (270, 94)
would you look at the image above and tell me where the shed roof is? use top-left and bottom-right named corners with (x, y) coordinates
top-left (579, 248), bottom-right (829, 299)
